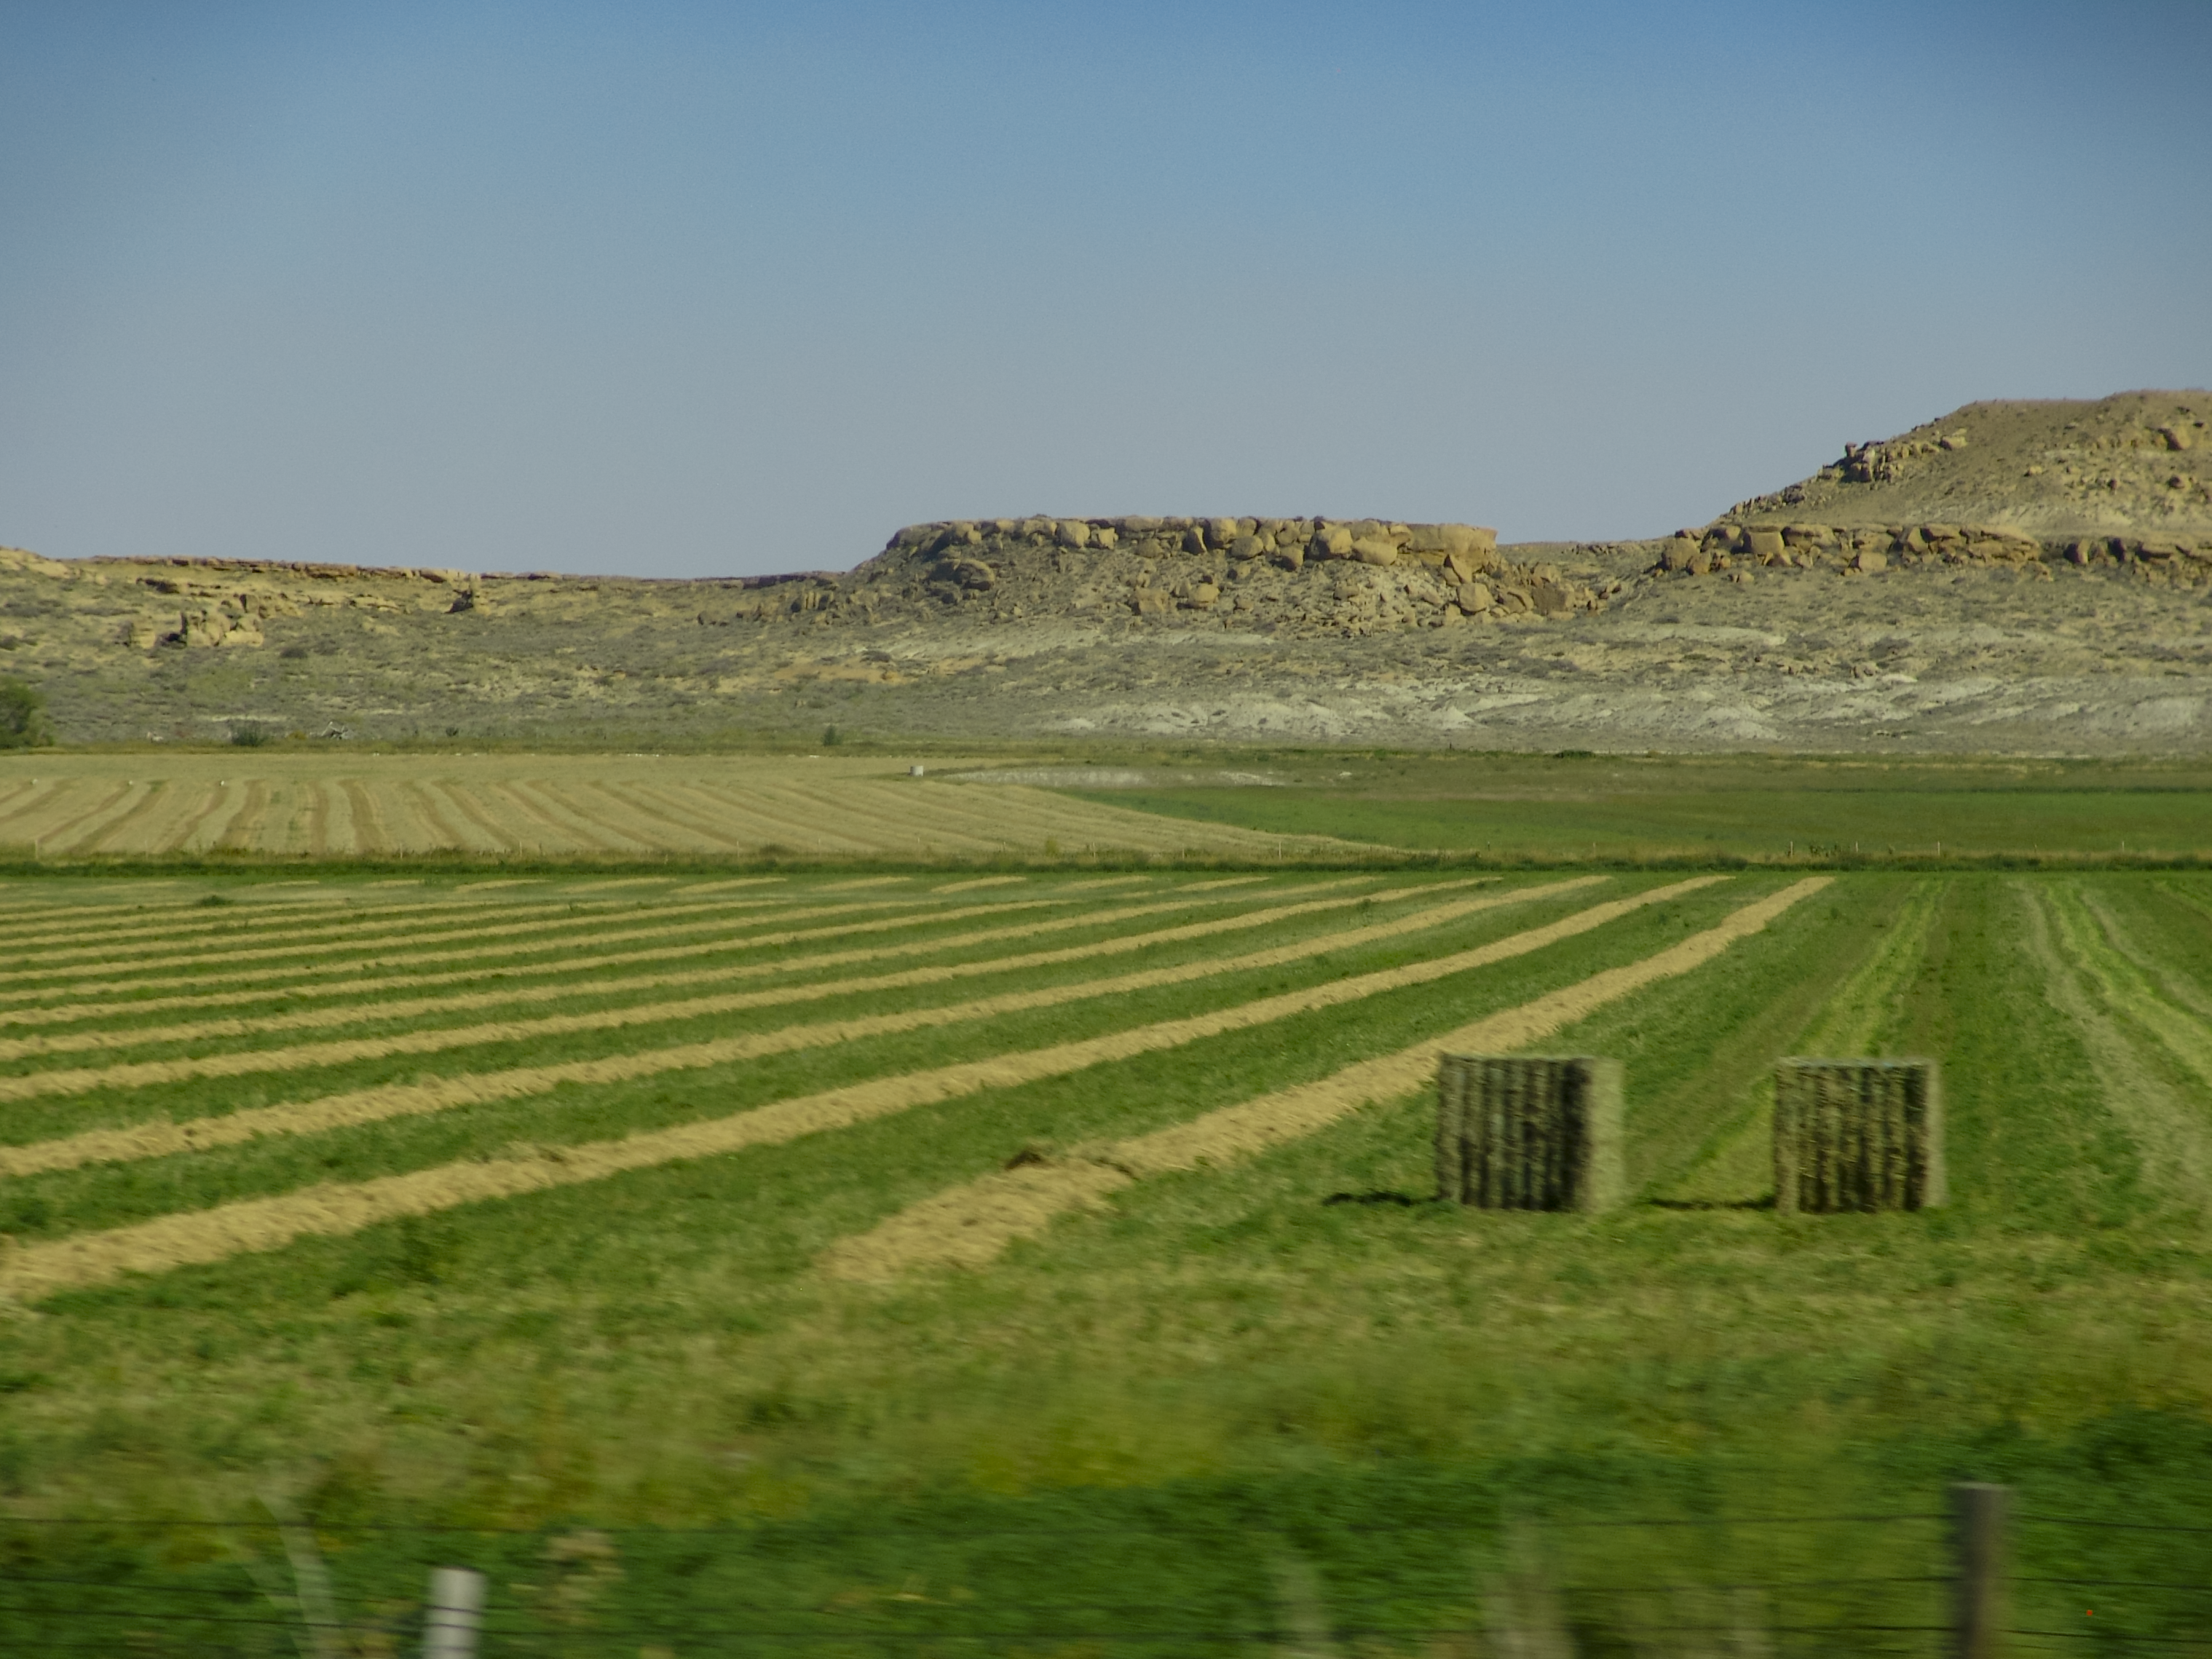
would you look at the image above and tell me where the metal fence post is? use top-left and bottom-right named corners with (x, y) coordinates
top-left (1951, 1482), bottom-right (2008, 1659)
top-left (424, 1567), bottom-right (486, 1659)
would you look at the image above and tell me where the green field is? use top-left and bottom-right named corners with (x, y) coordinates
top-left (1069, 751), bottom-right (2212, 862)
top-left (3, 864), bottom-right (2212, 1650)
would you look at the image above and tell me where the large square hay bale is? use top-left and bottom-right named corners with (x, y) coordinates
top-left (1435, 1055), bottom-right (1624, 1212)
top-left (1773, 1058), bottom-right (1946, 1213)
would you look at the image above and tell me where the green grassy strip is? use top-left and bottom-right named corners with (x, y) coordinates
top-left (1654, 879), bottom-right (1941, 1204)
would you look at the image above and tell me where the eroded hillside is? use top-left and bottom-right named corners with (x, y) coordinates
top-left (1, 392), bottom-right (2207, 754)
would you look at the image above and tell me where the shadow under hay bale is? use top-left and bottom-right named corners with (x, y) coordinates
top-left (1772, 1058), bottom-right (1946, 1214)
top-left (1434, 1055), bottom-right (1624, 1212)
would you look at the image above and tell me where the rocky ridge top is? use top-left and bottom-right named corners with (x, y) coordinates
top-left (1726, 389), bottom-right (2211, 539)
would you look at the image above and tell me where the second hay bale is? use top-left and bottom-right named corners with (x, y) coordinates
top-left (1773, 1058), bottom-right (1945, 1214)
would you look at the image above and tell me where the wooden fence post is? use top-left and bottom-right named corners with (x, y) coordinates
top-left (1951, 1481), bottom-right (2008, 1659)
top-left (423, 1566), bottom-right (486, 1659)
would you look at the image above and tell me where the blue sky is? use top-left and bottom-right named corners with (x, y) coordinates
top-left (3, 1), bottom-right (2207, 578)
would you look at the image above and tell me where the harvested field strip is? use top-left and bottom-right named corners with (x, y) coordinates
top-left (60, 782), bottom-right (167, 855)
top-left (2025, 884), bottom-right (2212, 1202)
top-left (934, 876), bottom-right (1027, 895)
top-left (19, 781), bottom-right (133, 849)
top-left (599, 783), bottom-right (753, 851)
top-left (430, 780), bottom-right (523, 852)
top-left (1660, 882), bottom-right (1941, 1205)
top-left (0, 887), bottom-right (584, 954)
top-left (679, 783), bottom-right (885, 855)
top-left (153, 785), bottom-right (232, 855)
top-left (400, 783), bottom-right (483, 854)
top-left (0, 887), bottom-right (936, 984)
top-left (214, 782), bottom-right (274, 852)
top-left (0, 883), bottom-right (1569, 1178)
top-left (1, 882), bottom-right (1368, 1030)
top-left (535, 781), bottom-right (693, 855)
top-left (821, 878), bottom-right (1828, 1280)
top-left (0, 780), bottom-right (55, 825)
top-left (487, 780), bottom-right (616, 854)
top-left (752, 779), bottom-right (1008, 846)
top-left (0, 877), bottom-right (1498, 1060)
top-left (2047, 887), bottom-right (2212, 1096)
top-left (0, 891), bottom-right (1102, 1010)
top-left (0, 880), bottom-right (1711, 1296)
top-left (0, 780), bottom-right (98, 836)
top-left (339, 783), bottom-right (387, 855)
top-left (774, 780), bottom-right (1056, 851)
top-left (594, 781), bottom-right (770, 852)
top-left (0, 877), bottom-right (1569, 1107)
top-left (0, 892), bottom-right (727, 975)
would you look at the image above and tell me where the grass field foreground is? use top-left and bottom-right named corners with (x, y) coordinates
top-left (1, 867), bottom-right (2211, 1650)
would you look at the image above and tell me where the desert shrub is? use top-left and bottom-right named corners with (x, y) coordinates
top-left (0, 678), bottom-right (52, 748)
top-left (226, 724), bottom-right (271, 747)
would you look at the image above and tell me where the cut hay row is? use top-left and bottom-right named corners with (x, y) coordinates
top-left (932, 876), bottom-right (1028, 895)
top-left (4, 760), bottom-right (1360, 861)
top-left (610, 783), bottom-right (769, 852)
top-left (0, 882), bottom-right (627, 954)
top-left (0, 890), bottom-right (1117, 1013)
top-left (0, 890), bottom-right (790, 979)
top-left (588, 780), bottom-right (768, 854)
top-left (0, 877), bottom-right (1494, 1061)
top-left (2, 879), bottom-right (1375, 1031)
top-left (821, 877), bottom-right (1828, 1280)
top-left (0, 876), bottom-right (1560, 1108)
top-left (532, 780), bottom-right (698, 855)
top-left (692, 777), bottom-right (1008, 855)
top-left (773, 778), bottom-right (1086, 853)
top-left (0, 884), bottom-right (990, 986)
top-left (0, 880), bottom-right (1707, 1297)
top-left (679, 780), bottom-right (915, 855)
top-left (401, 781), bottom-right (505, 855)
top-left (68, 781), bottom-right (173, 855)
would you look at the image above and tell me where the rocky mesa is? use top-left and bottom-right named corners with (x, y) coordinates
top-left (0, 390), bottom-right (2207, 754)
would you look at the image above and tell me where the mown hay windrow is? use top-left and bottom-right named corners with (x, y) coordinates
top-left (0, 877), bottom-right (1576, 1152)
top-left (0, 877), bottom-right (1480, 1060)
top-left (0, 882), bottom-right (1692, 1297)
top-left (819, 878), bottom-right (1828, 1280)
top-left (0, 884), bottom-right (834, 981)
top-left (1771, 1059), bottom-right (1945, 1214)
top-left (0, 890), bottom-right (1064, 1004)
top-left (0, 898), bottom-right (1106, 1013)
top-left (0, 882), bottom-right (1320, 1030)
top-left (1, 885), bottom-right (599, 955)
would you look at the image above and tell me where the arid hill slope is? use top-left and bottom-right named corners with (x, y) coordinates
top-left (1726, 389), bottom-right (2210, 538)
top-left (0, 392), bottom-right (2206, 755)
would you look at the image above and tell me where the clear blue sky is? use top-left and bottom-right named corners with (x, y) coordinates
top-left (3, 1), bottom-right (2207, 579)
